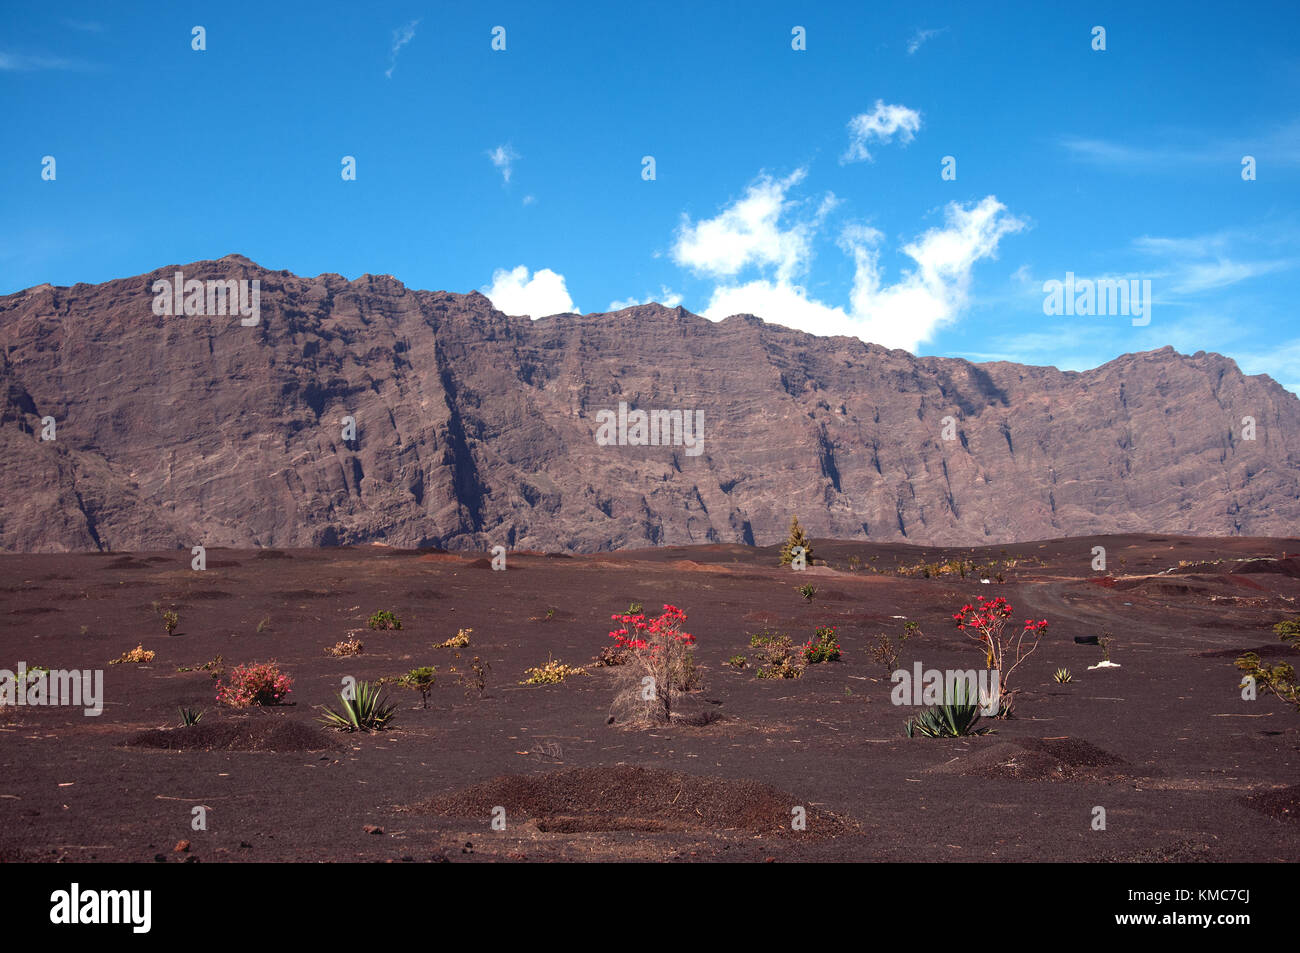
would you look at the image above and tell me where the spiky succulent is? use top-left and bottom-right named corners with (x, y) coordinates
top-left (319, 681), bottom-right (397, 732)
top-left (1053, 667), bottom-right (1073, 684)
top-left (904, 684), bottom-right (994, 738)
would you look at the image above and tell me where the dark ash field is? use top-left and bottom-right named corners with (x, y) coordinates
top-left (1, 534), bottom-right (1297, 863)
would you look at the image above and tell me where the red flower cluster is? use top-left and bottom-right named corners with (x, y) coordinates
top-left (609, 604), bottom-right (694, 657)
top-left (952, 595), bottom-right (1046, 633)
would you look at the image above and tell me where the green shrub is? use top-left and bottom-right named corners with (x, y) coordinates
top-left (399, 666), bottom-right (437, 708)
top-left (368, 610), bottom-right (402, 631)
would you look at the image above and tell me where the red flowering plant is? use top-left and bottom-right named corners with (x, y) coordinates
top-left (952, 595), bottom-right (1048, 716)
top-left (608, 604), bottom-right (699, 723)
top-left (215, 661), bottom-right (293, 708)
top-left (803, 625), bottom-right (841, 663)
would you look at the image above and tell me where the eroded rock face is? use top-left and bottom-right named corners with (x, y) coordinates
top-left (1, 255), bottom-right (1296, 552)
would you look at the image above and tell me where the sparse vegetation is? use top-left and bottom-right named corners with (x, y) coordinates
top-left (1099, 631), bottom-right (1115, 663)
top-left (749, 630), bottom-right (805, 679)
top-left (256, 616), bottom-right (271, 633)
top-left (727, 654), bottom-right (748, 669)
top-left (797, 583), bottom-right (818, 602)
top-left (399, 666), bottom-right (437, 708)
top-left (870, 621), bottom-right (920, 675)
top-left (162, 609), bottom-right (179, 635)
top-left (464, 656), bottom-right (491, 699)
top-left (521, 658), bottom-right (588, 685)
top-left (1235, 620), bottom-right (1300, 712)
top-left (319, 681), bottom-right (397, 732)
top-left (325, 636), bottom-right (363, 657)
top-left (109, 644), bottom-right (155, 665)
top-left (1053, 667), bottom-right (1073, 684)
top-left (436, 628), bottom-right (471, 648)
top-left (177, 655), bottom-right (225, 676)
top-left (368, 610), bottom-right (402, 631)
top-left (178, 706), bottom-right (204, 727)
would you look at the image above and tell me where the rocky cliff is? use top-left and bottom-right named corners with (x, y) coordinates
top-left (1, 255), bottom-right (1296, 552)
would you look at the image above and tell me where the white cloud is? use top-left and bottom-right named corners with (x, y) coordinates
top-left (671, 169), bottom-right (825, 282)
top-left (679, 172), bottom-right (1024, 352)
top-left (0, 52), bottom-right (84, 71)
top-left (841, 101), bottom-right (922, 164)
top-left (907, 28), bottom-right (946, 55)
top-left (522, 194), bottom-right (536, 206)
top-left (385, 20), bottom-right (419, 79)
top-left (488, 145), bottom-right (520, 184)
top-left (482, 266), bottom-right (577, 317)
top-left (609, 287), bottom-right (684, 311)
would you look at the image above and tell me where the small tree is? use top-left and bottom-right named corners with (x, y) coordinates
top-left (399, 666), bottom-right (437, 708)
top-left (1236, 620), bottom-right (1300, 711)
top-left (608, 604), bottom-right (698, 723)
top-left (952, 596), bottom-right (1048, 716)
top-left (779, 515), bottom-right (814, 567)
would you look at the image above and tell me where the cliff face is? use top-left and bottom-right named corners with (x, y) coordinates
top-left (1, 255), bottom-right (1296, 552)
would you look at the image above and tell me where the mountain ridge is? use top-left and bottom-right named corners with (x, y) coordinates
top-left (1, 256), bottom-right (1296, 553)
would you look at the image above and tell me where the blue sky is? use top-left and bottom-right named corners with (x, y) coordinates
top-left (4, 1), bottom-right (1300, 392)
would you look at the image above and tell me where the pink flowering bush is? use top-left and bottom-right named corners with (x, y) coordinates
top-left (215, 661), bottom-right (293, 708)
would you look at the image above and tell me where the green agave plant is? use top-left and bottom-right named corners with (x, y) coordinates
top-left (904, 684), bottom-right (994, 738)
top-left (319, 681), bottom-right (397, 732)
top-left (178, 706), bottom-right (204, 727)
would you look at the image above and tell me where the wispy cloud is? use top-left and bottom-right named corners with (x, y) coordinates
top-left (488, 145), bottom-right (520, 184)
top-left (609, 288), bottom-right (684, 311)
top-left (1132, 228), bottom-right (1298, 295)
top-left (0, 52), bottom-right (88, 71)
top-left (61, 19), bottom-right (105, 33)
top-left (1061, 120), bottom-right (1300, 169)
top-left (841, 101), bottom-right (922, 164)
top-left (384, 20), bottom-right (419, 79)
top-left (907, 27), bottom-right (946, 55)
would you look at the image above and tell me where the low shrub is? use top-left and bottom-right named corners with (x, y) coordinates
top-left (215, 661), bottom-right (292, 708)
top-left (521, 659), bottom-right (587, 685)
top-left (803, 625), bottom-right (841, 663)
top-left (368, 610), bottom-right (402, 631)
top-left (436, 628), bottom-right (471, 649)
top-left (325, 636), bottom-right (363, 657)
top-left (749, 631), bottom-right (804, 679)
top-left (109, 644), bottom-right (155, 665)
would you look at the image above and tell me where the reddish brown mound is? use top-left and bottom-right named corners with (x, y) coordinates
top-left (125, 718), bottom-right (338, 752)
top-left (414, 765), bottom-right (855, 837)
top-left (930, 737), bottom-right (1128, 781)
top-left (1242, 785), bottom-right (1300, 823)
